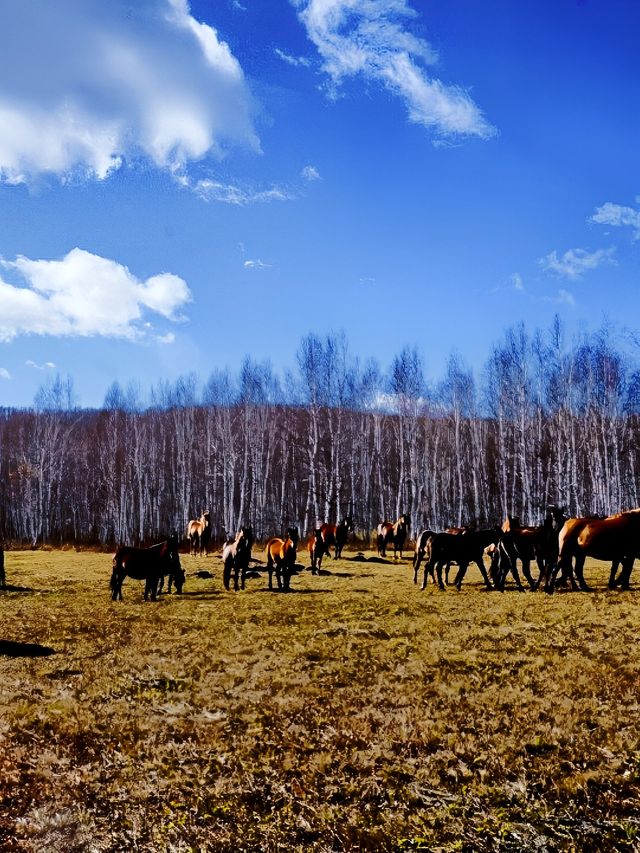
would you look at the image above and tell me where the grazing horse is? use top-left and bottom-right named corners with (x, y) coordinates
top-left (412, 529), bottom-right (436, 584)
top-left (377, 513), bottom-right (410, 559)
top-left (186, 511), bottom-right (211, 557)
top-left (421, 529), bottom-right (498, 591)
top-left (265, 527), bottom-right (299, 591)
top-left (111, 535), bottom-right (183, 601)
top-left (222, 526), bottom-right (254, 591)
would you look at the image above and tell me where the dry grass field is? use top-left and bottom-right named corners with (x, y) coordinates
top-left (2, 546), bottom-right (640, 852)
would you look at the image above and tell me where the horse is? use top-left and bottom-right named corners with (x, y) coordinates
top-left (222, 526), bottom-right (254, 591)
top-left (549, 515), bottom-right (608, 593)
top-left (265, 527), bottom-right (299, 591)
top-left (496, 515), bottom-right (548, 590)
top-left (421, 529), bottom-right (499, 591)
top-left (307, 528), bottom-right (327, 574)
top-left (111, 535), bottom-right (183, 601)
top-left (186, 511), bottom-right (211, 557)
top-left (308, 516), bottom-right (354, 572)
top-left (551, 509), bottom-right (640, 593)
top-left (377, 513), bottom-right (410, 559)
top-left (412, 529), bottom-right (436, 584)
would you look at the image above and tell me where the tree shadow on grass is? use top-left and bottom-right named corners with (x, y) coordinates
top-left (0, 640), bottom-right (56, 658)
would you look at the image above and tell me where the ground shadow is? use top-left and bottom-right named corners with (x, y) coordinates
top-left (0, 640), bottom-right (56, 657)
top-left (347, 555), bottom-right (392, 564)
top-left (172, 589), bottom-right (222, 598)
top-left (318, 570), bottom-right (376, 579)
top-left (0, 584), bottom-right (35, 593)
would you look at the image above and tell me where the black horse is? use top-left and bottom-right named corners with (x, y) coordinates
top-left (111, 535), bottom-right (183, 601)
top-left (222, 526), bottom-right (254, 591)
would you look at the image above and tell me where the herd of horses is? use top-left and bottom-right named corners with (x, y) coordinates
top-left (3, 505), bottom-right (640, 601)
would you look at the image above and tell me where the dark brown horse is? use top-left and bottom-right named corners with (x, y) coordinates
top-left (186, 511), bottom-right (210, 557)
top-left (265, 527), bottom-right (299, 591)
top-left (222, 526), bottom-right (254, 591)
top-left (111, 535), bottom-right (183, 601)
top-left (421, 529), bottom-right (499, 591)
top-left (412, 529), bottom-right (436, 584)
top-left (377, 513), bottom-right (410, 559)
top-left (307, 528), bottom-right (326, 574)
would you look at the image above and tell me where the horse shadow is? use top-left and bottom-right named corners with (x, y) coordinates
top-left (347, 554), bottom-right (392, 564)
top-left (0, 584), bottom-right (35, 593)
top-left (318, 570), bottom-right (375, 579)
top-left (0, 640), bottom-right (56, 658)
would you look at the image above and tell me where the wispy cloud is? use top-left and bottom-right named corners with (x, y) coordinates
top-left (539, 247), bottom-right (616, 280)
top-left (0, 367), bottom-right (10, 380)
top-left (194, 179), bottom-right (295, 205)
top-left (26, 360), bottom-right (56, 370)
top-left (543, 289), bottom-right (575, 306)
top-left (231, 0), bottom-right (247, 10)
top-left (0, 0), bottom-right (258, 185)
top-left (359, 276), bottom-right (376, 285)
top-left (511, 272), bottom-right (524, 292)
top-left (301, 164), bottom-right (321, 181)
top-left (291, 0), bottom-right (495, 141)
top-left (244, 259), bottom-right (272, 270)
top-left (590, 201), bottom-right (640, 240)
top-left (0, 248), bottom-right (191, 342)
top-left (275, 47), bottom-right (312, 67)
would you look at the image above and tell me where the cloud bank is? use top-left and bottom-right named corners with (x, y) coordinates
top-left (0, 0), bottom-right (257, 185)
top-left (291, 0), bottom-right (495, 141)
top-left (0, 248), bottom-right (191, 342)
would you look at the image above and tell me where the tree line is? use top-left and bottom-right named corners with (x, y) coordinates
top-left (1, 319), bottom-right (640, 547)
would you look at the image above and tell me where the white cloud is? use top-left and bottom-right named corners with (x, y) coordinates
top-left (511, 272), bottom-right (524, 291)
top-left (360, 276), bottom-right (376, 284)
top-left (275, 48), bottom-right (313, 67)
top-left (590, 202), bottom-right (640, 239)
top-left (26, 360), bottom-right (56, 370)
top-left (0, 248), bottom-right (191, 342)
top-left (292, 0), bottom-right (495, 141)
top-left (543, 289), bottom-right (575, 307)
top-left (194, 179), bottom-right (295, 204)
top-left (301, 164), bottom-right (321, 181)
top-left (0, 367), bottom-right (10, 380)
top-left (539, 247), bottom-right (616, 280)
top-left (0, 0), bottom-right (258, 185)
top-left (244, 259), bottom-right (272, 270)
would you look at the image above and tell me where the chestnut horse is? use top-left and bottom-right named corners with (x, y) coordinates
top-left (186, 511), bottom-right (210, 557)
top-left (222, 526), bottom-right (254, 591)
top-left (307, 528), bottom-right (326, 574)
top-left (265, 527), bottom-right (299, 591)
top-left (551, 509), bottom-right (640, 592)
top-left (377, 513), bottom-right (410, 559)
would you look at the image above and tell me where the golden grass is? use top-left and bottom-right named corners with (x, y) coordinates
top-left (1, 549), bottom-right (640, 851)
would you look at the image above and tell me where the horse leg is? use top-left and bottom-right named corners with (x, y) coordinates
top-left (234, 562), bottom-right (240, 592)
top-left (110, 567), bottom-right (121, 601)
top-left (618, 558), bottom-right (634, 591)
top-left (413, 552), bottom-right (422, 584)
top-left (574, 554), bottom-right (591, 591)
top-left (520, 558), bottom-right (535, 590)
top-left (454, 561), bottom-right (468, 590)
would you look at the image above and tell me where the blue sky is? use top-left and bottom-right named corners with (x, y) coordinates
top-left (0, 0), bottom-right (639, 407)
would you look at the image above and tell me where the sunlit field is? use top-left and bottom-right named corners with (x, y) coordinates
top-left (2, 547), bottom-right (640, 852)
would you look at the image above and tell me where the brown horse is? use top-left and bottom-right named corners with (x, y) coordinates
top-left (498, 515), bottom-right (546, 590)
top-left (552, 509), bottom-right (640, 592)
top-left (420, 529), bottom-right (498, 591)
top-left (551, 515), bottom-right (605, 592)
top-left (377, 513), bottom-right (410, 559)
top-left (308, 516), bottom-right (354, 572)
top-left (412, 529), bottom-right (436, 583)
top-left (265, 527), bottom-right (299, 591)
top-left (186, 511), bottom-right (211, 557)
top-left (307, 528), bottom-right (326, 574)
top-left (111, 535), bottom-right (183, 601)
top-left (222, 526), bottom-right (254, 591)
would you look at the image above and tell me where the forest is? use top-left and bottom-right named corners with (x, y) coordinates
top-left (2, 318), bottom-right (640, 547)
